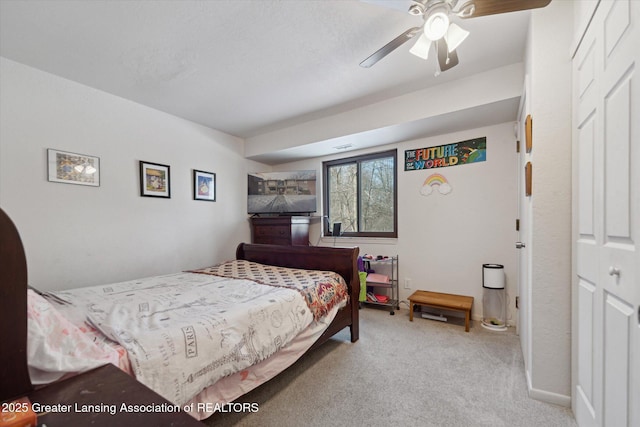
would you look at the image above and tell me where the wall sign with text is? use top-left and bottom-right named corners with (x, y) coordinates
top-left (404, 137), bottom-right (487, 171)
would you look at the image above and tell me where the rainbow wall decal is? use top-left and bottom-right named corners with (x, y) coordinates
top-left (420, 173), bottom-right (452, 196)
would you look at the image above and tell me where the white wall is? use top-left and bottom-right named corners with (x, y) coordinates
top-left (275, 122), bottom-right (518, 323)
top-left (0, 58), bottom-right (264, 291)
top-left (0, 57), bottom-right (518, 316)
top-left (245, 63), bottom-right (523, 162)
top-left (523, 0), bottom-right (573, 405)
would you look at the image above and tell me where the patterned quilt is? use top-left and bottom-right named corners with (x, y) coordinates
top-left (48, 271), bottom-right (314, 405)
top-left (192, 260), bottom-right (349, 320)
top-left (45, 261), bottom-right (348, 406)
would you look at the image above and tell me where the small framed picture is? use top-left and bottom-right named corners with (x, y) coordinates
top-left (525, 161), bottom-right (532, 196)
top-left (140, 161), bottom-right (170, 198)
top-left (47, 149), bottom-right (100, 187)
top-left (193, 169), bottom-right (216, 202)
top-left (525, 114), bottom-right (533, 153)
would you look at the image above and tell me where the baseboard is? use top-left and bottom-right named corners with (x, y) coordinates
top-left (417, 308), bottom-right (515, 328)
top-left (526, 370), bottom-right (571, 407)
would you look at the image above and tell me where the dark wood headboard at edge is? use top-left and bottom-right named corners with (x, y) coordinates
top-left (236, 242), bottom-right (359, 291)
top-left (0, 208), bottom-right (33, 402)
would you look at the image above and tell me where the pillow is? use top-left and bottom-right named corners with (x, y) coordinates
top-left (27, 290), bottom-right (121, 384)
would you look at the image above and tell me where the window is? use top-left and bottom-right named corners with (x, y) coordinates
top-left (323, 149), bottom-right (397, 238)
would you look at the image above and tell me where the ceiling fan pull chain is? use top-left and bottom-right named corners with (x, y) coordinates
top-left (434, 40), bottom-right (442, 76)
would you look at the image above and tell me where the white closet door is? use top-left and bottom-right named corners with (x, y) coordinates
top-left (574, 0), bottom-right (639, 426)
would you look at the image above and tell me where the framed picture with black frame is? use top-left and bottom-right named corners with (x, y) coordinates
top-left (139, 161), bottom-right (170, 198)
top-left (193, 169), bottom-right (216, 202)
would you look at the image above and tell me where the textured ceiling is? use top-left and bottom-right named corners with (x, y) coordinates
top-left (0, 0), bottom-right (532, 160)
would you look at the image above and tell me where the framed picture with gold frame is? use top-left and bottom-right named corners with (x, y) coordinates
top-left (47, 149), bottom-right (100, 187)
top-left (525, 161), bottom-right (532, 196)
top-left (525, 115), bottom-right (533, 153)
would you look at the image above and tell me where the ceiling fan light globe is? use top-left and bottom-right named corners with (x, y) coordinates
top-left (409, 33), bottom-right (432, 60)
top-left (424, 11), bottom-right (449, 40)
top-left (445, 23), bottom-right (469, 52)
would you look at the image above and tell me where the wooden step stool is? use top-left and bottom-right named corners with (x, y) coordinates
top-left (408, 290), bottom-right (474, 332)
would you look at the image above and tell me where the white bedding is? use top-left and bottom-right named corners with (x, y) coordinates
top-left (26, 290), bottom-right (123, 385)
top-left (183, 301), bottom-right (342, 420)
top-left (29, 289), bottom-right (343, 420)
top-left (48, 271), bottom-right (314, 405)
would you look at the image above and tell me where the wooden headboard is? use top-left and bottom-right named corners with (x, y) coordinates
top-left (236, 242), bottom-right (359, 290)
top-left (0, 208), bottom-right (33, 402)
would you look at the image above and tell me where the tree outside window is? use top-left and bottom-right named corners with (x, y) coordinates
top-left (323, 150), bottom-right (397, 238)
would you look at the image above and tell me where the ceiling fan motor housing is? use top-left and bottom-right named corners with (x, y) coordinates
top-left (423, 5), bottom-right (450, 40)
top-left (409, 0), bottom-right (475, 18)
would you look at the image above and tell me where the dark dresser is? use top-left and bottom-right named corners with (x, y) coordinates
top-left (250, 216), bottom-right (310, 245)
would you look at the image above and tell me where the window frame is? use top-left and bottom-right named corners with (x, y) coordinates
top-left (322, 149), bottom-right (398, 238)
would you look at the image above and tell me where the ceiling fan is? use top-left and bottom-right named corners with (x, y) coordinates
top-left (360, 0), bottom-right (551, 73)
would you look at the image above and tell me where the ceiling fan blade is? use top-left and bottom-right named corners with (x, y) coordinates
top-left (436, 38), bottom-right (459, 72)
top-left (360, 26), bottom-right (421, 68)
top-left (461, 0), bottom-right (552, 18)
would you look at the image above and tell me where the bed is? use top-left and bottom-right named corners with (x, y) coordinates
top-left (0, 207), bottom-right (359, 420)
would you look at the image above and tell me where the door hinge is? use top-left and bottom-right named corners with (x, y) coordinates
top-left (516, 219), bottom-right (520, 231)
top-left (516, 296), bottom-right (519, 309)
top-left (516, 140), bottom-right (521, 153)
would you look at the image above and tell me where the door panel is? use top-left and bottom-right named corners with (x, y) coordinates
top-left (577, 279), bottom-right (595, 403)
top-left (574, 10), bottom-right (600, 426)
top-left (600, 2), bottom-right (638, 424)
top-left (573, 0), bottom-right (639, 425)
top-left (603, 292), bottom-right (633, 427)
top-left (603, 71), bottom-right (632, 241)
top-left (577, 117), bottom-right (595, 236)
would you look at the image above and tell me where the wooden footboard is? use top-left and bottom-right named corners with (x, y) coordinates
top-left (1, 208), bottom-right (32, 402)
top-left (236, 243), bottom-right (360, 347)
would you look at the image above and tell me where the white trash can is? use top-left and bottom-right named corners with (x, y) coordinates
top-left (482, 264), bottom-right (507, 331)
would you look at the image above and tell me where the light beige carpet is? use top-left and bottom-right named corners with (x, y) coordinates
top-left (204, 307), bottom-right (576, 427)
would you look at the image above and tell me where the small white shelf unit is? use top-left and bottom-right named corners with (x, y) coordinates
top-left (362, 255), bottom-right (399, 315)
